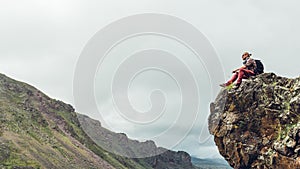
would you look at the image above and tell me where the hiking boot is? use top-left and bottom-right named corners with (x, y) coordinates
top-left (219, 83), bottom-right (227, 87)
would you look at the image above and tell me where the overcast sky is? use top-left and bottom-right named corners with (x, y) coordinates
top-left (1, 0), bottom-right (300, 159)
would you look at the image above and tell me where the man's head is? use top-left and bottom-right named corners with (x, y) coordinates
top-left (242, 52), bottom-right (251, 60)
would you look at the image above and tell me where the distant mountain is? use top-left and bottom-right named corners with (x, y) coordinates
top-left (78, 113), bottom-right (195, 169)
top-left (191, 157), bottom-right (232, 169)
top-left (0, 73), bottom-right (195, 169)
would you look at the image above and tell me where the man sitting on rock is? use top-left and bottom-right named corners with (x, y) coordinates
top-left (220, 52), bottom-right (257, 89)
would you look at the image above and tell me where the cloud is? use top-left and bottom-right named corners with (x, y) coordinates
top-left (1, 0), bottom-right (300, 159)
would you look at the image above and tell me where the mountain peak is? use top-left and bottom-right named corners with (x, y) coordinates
top-left (209, 73), bottom-right (300, 168)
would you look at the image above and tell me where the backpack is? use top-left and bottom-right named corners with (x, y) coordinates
top-left (254, 59), bottom-right (264, 75)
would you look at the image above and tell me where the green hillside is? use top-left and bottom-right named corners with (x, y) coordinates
top-left (0, 73), bottom-right (194, 169)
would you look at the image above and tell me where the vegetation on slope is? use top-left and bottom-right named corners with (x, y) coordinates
top-left (0, 73), bottom-right (195, 169)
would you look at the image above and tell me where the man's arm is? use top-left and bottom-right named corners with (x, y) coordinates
top-left (245, 58), bottom-right (255, 68)
top-left (232, 65), bottom-right (246, 73)
top-left (232, 59), bottom-right (255, 73)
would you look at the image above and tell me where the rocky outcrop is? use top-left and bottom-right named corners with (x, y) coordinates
top-left (209, 73), bottom-right (300, 168)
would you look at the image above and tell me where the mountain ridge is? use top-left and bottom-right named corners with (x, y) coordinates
top-left (0, 73), bottom-right (194, 169)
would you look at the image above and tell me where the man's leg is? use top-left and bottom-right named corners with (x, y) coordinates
top-left (236, 70), bottom-right (244, 85)
top-left (220, 72), bottom-right (239, 87)
top-left (226, 72), bottom-right (239, 86)
top-left (236, 69), bottom-right (255, 85)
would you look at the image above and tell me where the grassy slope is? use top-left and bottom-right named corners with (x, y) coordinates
top-left (0, 73), bottom-right (149, 169)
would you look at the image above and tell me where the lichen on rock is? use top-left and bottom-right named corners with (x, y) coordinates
top-left (209, 73), bottom-right (300, 168)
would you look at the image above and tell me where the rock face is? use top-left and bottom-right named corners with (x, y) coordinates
top-left (209, 73), bottom-right (300, 169)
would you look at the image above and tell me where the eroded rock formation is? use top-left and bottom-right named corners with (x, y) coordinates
top-left (209, 73), bottom-right (300, 168)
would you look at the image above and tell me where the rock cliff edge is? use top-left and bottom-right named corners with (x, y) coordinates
top-left (209, 73), bottom-right (300, 168)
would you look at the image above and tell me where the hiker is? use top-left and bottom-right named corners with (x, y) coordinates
top-left (220, 52), bottom-right (257, 89)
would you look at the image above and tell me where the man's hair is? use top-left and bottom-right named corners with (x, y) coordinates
top-left (243, 52), bottom-right (252, 57)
